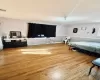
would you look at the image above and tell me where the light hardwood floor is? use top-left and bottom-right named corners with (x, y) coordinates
top-left (0, 43), bottom-right (99, 80)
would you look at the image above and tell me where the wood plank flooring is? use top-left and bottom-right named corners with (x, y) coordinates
top-left (0, 43), bottom-right (99, 80)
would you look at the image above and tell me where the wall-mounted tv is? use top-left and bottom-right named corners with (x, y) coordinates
top-left (27, 23), bottom-right (56, 38)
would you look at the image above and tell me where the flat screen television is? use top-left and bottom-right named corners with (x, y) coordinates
top-left (27, 23), bottom-right (56, 38)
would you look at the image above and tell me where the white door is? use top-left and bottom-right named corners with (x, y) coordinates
top-left (0, 37), bottom-right (3, 50)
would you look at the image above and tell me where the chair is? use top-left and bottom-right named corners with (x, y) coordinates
top-left (88, 58), bottom-right (100, 75)
top-left (64, 36), bottom-right (71, 44)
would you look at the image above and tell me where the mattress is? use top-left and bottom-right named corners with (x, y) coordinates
top-left (69, 42), bottom-right (100, 54)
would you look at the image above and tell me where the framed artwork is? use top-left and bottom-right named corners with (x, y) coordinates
top-left (73, 28), bottom-right (78, 33)
top-left (92, 28), bottom-right (95, 34)
top-left (81, 27), bottom-right (87, 30)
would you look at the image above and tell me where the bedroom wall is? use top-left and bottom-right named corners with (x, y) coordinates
top-left (0, 17), bottom-right (67, 45)
top-left (0, 17), bottom-right (28, 37)
top-left (66, 23), bottom-right (100, 42)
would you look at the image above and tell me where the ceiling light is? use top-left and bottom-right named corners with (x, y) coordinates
top-left (64, 16), bottom-right (67, 20)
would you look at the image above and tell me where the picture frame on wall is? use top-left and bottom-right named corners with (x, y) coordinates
top-left (97, 28), bottom-right (100, 36)
top-left (81, 27), bottom-right (87, 30)
top-left (92, 28), bottom-right (95, 34)
top-left (73, 28), bottom-right (78, 33)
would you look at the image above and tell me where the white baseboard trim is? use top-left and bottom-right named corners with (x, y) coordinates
top-left (27, 42), bottom-right (63, 46)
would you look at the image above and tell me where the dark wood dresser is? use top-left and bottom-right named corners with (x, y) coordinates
top-left (3, 38), bottom-right (27, 48)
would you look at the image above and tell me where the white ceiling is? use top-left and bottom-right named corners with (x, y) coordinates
top-left (0, 0), bottom-right (100, 24)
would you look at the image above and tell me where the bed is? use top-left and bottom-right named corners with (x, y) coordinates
top-left (69, 42), bottom-right (100, 54)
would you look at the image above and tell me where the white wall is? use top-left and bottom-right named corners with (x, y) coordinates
top-left (0, 17), bottom-right (68, 45)
top-left (66, 23), bottom-right (100, 42)
top-left (0, 17), bottom-right (28, 37)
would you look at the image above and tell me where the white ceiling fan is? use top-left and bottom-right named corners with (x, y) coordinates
top-left (0, 9), bottom-right (6, 12)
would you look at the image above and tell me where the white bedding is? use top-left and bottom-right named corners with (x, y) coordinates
top-left (70, 42), bottom-right (100, 54)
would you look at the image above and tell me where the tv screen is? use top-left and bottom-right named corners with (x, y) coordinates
top-left (27, 23), bottom-right (56, 38)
